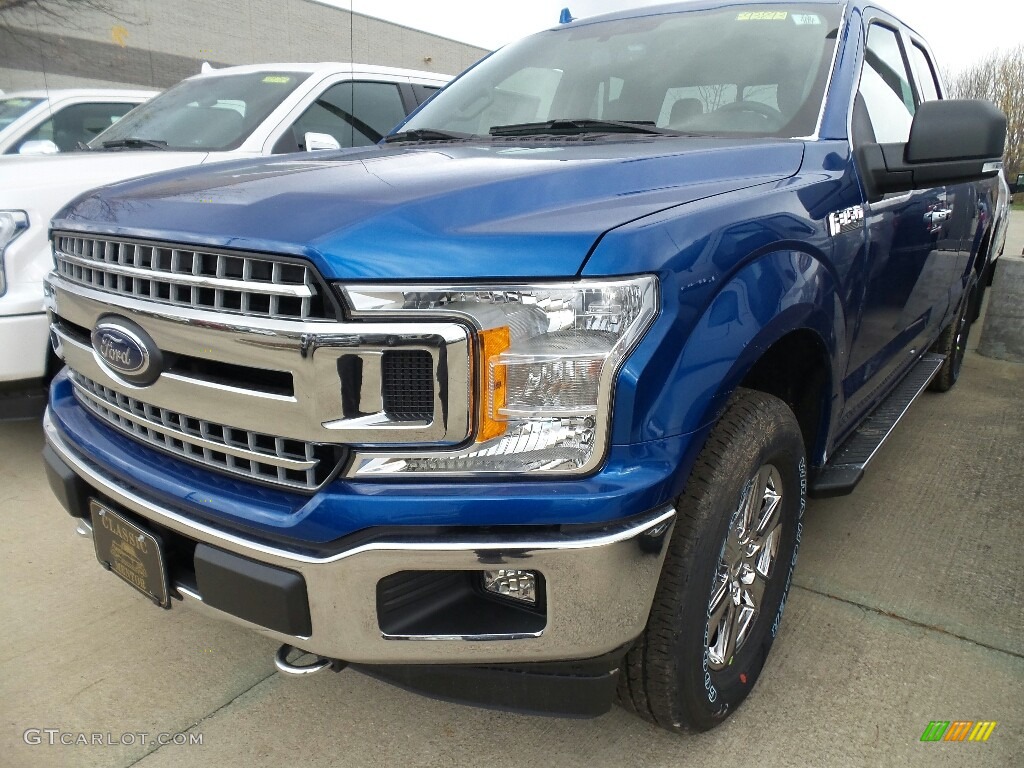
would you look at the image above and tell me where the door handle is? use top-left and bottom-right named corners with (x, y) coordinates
top-left (924, 208), bottom-right (952, 232)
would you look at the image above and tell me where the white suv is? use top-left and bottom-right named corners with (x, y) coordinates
top-left (0, 89), bottom-right (157, 155)
top-left (0, 63), bottom-right (450, 416)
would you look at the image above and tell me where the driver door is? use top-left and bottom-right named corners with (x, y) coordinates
top-left (844, 20), bottom-right (952, 419)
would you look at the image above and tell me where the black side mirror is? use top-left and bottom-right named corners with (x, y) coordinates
top-left (856, 99), bottom-right (1006, 201)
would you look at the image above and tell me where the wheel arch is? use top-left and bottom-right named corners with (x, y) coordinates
top-left (969, 225), bottom-right (994, 320)
top-left (973, 225), bottom-right (993, 279)
top-left (695, 310), bottom-right (838, 468)
top-left (614, 249), bottom-right (839, 473)
top-left (737, 328), bottom-right (834, 464)
top-left (616, 248), bottom-right (845, 469)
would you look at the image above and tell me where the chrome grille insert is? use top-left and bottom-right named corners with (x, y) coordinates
top-left (53, 234), bottom-right (335, 321)
top-left (69, 372), bottom-right (338, 491)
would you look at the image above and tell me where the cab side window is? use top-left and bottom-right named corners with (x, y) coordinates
top-left (274, 81), bottom-right (406, 153)
top-left (413, 85), bottom-right (441, 105)
top-left (855, 24), bottom-right (916, 145)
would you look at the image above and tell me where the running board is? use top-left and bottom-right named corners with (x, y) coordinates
top-left (810, 353), bottom-right (945, 498)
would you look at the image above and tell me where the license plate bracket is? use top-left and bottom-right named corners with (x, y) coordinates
top-left (91, 501), bottom-right (170, 608)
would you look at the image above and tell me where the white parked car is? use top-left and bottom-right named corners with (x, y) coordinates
top-left (0, 63), bottom-right (450, 416)
top-left (0, 89), bottom-right (157, 155)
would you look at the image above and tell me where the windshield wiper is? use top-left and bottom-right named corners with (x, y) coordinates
top-left (100, 137), bottom-right (168, 150)
top-left (383, 128), bottom-right (476, 143)
top-left (489, 119), bottom-right (680, 137)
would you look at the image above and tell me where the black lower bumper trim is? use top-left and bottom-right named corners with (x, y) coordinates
top-left (194, 544), bottom-right (312, 637)
top-left (0, 380), bottom-right (48, 421)
top-left (355, 648), bottom-right (627, 718)
top-left (43, 443), bottom-right (91, 519)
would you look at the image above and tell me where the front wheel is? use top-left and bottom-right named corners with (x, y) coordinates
top-left (618, 388), bottom-right (806, 732)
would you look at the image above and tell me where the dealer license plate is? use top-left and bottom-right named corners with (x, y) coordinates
top-left (91, 501), bottom-right (170, 608)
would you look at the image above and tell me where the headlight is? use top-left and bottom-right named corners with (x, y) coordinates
top-left (0, 211), bottom-right (29, 298)
top-left (340, 276), bottom-right (658, 476)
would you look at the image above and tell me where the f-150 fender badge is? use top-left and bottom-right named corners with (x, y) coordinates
top-left (91, 316), bottom-right (163, 386)
top-left (827, 205), bottom-right (865, 237)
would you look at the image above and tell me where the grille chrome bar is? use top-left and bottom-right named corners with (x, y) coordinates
top-left (56, 251), bottom-right (314, 298)
top-left (53, 233), bottom-right (332, 321)
top-left (70, 372), bottom-right (333, 491)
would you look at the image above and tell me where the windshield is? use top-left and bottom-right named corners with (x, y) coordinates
top-left (403, 4), bottom-right (840, 139)
top-left (0, 97), bottom-right (44, 131)
top-left (89, 71), bottom-right (310, 151)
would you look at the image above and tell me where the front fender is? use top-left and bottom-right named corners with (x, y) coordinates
top-left (610, 250), bottom-right (845, 447)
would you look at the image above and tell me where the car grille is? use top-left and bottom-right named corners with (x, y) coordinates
top-left (69, 372), bottom-right (339, 491)
top-left (52, 234), bottom-right (336, 321)
top-left (381, 350), bottom-right (435, 421)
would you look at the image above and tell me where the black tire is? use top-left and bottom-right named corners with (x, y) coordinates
top-left (928, 281), bottom-right (975, 393)
top-left (617, 388), bottom-right (806, 732)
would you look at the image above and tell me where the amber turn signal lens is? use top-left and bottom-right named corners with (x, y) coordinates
top-left (478, 325), bottom-right (510, 441)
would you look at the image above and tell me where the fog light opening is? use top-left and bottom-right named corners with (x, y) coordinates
top-left (482, 569), bottom-right (538, 605)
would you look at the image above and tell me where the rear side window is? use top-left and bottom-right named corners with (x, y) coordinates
top-left (8, 101), bottom-right (136, 154)
top-left (857, 24), bottom-right (915, 143)
top-left (274, 81), bottom-right (407, 153)
top-left (909, 43), bottom-right (941, 102)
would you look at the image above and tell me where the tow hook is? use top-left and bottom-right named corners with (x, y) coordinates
top-left (273, 644), bottom-right (347, 676)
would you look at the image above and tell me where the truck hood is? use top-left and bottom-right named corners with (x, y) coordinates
top-left (0, 150), bottom-right (209, 198)
top-left (54, 139), bottom-right (805, 280)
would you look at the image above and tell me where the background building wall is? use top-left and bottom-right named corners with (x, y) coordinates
top-left (0, 0), bottom-right (489, 91)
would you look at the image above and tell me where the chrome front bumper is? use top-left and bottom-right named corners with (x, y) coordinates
top-left (46, 410), bottom-right (675, 665)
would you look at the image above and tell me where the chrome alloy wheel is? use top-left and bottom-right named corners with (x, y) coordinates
top-left (706, 464), bottom-right (784, 670)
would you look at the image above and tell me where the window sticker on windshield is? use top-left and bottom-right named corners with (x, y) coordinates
top-left (736, 11), bottom-right (787, 21)
top-left (6, 99), bottom-right (31, 107)
top-left (791, 14), bottom-right (822, 25)
top-left (262, 75), bottom-right (292, 84)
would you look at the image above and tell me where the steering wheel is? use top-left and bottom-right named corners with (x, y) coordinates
top-left (715, 100), bottom-right (784, 124)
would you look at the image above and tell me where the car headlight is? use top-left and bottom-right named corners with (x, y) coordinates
top-left (0, 211), bottom-right (30, 298)
top-left (340, 276), bottom-right (658, 476)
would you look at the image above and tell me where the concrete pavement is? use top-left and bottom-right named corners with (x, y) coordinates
top-left (978, 209), bottom-right (1024, 361)
top-left (2, 300), bottom-right (1022, 767)
top-left (1003, 206), bottom-right (1024, 257)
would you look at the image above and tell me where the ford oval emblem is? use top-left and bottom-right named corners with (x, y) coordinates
top-left (91, 317), bottom-right (162, 385)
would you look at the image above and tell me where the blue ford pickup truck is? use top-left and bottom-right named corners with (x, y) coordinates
top-left (42, 1), bottom-right (1005, 731)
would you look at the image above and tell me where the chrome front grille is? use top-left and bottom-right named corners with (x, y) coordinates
top-left (47, 248), bottom-right (472, 491)
top-left (53, 234), bottom-right (335, 321)
top-left (69, 372), bottom-right (339, 491)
